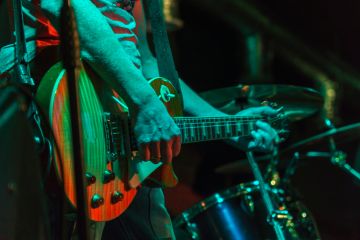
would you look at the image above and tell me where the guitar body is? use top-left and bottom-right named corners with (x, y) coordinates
top-left (36, 61), bottom-right (182, 221)
top-left (36, 61), bottom-right (286, 222)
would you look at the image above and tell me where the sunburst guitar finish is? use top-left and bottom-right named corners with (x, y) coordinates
top-left (36, 62), bottom-right (287, 222)
top-left (36, 61), bottom-right (183, 221)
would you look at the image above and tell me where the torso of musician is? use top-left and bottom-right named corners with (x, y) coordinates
top-left (0, 0), bottom-right (280, 239)
top-left (0, 0), bottom-right (140, 77)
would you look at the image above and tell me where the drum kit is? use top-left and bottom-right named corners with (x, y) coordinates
top-left (173, 84), bottom-right (360, 239)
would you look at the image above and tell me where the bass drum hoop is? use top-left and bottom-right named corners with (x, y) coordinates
top-left (174, 181), bottom-right (261, 227)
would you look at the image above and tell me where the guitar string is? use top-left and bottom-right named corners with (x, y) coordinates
top-left (173, 116), bottom-right (283, 122)
top-left (174, 119), bottom-right (282, 127)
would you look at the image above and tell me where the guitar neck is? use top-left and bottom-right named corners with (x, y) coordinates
top-left (173, 116), bottom-right (264, 144)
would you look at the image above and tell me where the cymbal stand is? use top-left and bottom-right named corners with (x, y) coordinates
top-left (282, 152), bottom-right (300, 183)
top-left (246, 151), bottom-right (288, 240)
top-left (283, 151), bottom-right (335, 182)
top-left (325, 119), bottom-right (360, 184)
top-left (264, 146), bottom-right (281, 186)
top-left (328, 137), bottom-right (360, 183)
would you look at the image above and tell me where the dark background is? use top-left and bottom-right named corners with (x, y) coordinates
top-left (164, 0), bottom-right (360, 239)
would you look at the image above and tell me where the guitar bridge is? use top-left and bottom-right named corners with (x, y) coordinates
top-left (103, 112), bottom-right (131, 163)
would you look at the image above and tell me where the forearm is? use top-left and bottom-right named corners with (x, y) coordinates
top-left (40, 0), bottom-right (157, 108)
top-left (180, 79), bottom-right (226, 117)
top-left (132, 0), bottom-right (223, 116)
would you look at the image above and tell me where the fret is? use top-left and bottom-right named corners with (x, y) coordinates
top-left (236, 122), bottom-right (241, 135)
top-left (206, 119), bottom-right (211, 140)
top-left (189, 122), bottom-right (195, 140)
top-left (210, 122), bottom-right (215, 140)
top-left (243, 122), bottom-right (248, 136)
top-left (231, 122), bottom-right (237, 137)
top-left (104, 111), bottom-right (282, 157)
top-left (208, 121), bottom-right (212, 140)
top-left (172, 116), bottom-right (270, 144)
top-left (201, 121), bottom-right (207, 139)
top-left (249, 121), bottom-right (255, 133)
top-left (195, 121), bottom-right (200, 142)
top-left (225, 121), bottom-right (231, 137)
top-left (182, 121), bottom-right (187, 142)
top-left (214, 124), bottom-right (220, 137)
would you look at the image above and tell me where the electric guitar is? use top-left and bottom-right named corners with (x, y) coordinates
top-left (36, 62), bottom-right (287, 222)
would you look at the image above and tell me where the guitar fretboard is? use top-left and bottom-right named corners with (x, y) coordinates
top-left (173, 116), bottom-right (264, 144)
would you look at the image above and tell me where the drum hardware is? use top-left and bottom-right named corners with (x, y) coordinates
top-left (174, 179), bottom-right (321, 239)
top-left (199, 84), bottom-right (324, 121)
top-left (215, 122), bottom-right (360, 176)
top-left (178, 85), bottom-right (329, 239)
top-left (329, 150), bottom-right (360, 182)
top-left (323, 119), bottom-right (360, 183)
top-left (281, 120), bottom-right (360, 184)
top-left (245, 151), bottom-right (287, 240)
top-left (282, 152), bottom-right (300, 183)
top-left (268, 171), bottom-right (281, 187)
top-left (243, 194), bottom-right (255, 214)
top-left (267, 209), bottom-right (292, 225)
top-left (264, 146), bottom-right (282, 187)
top-left (282, 122), bottom-right (360, 154)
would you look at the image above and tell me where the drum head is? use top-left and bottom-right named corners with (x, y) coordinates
top-left (174, 181), bottom-right (320, 240)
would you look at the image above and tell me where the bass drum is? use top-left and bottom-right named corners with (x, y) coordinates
top-left (173, 181), bottom-right (320, 240)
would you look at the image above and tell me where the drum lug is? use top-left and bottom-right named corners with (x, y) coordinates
top-left (179, 212), bottom-right (200, 240)
top-left (185, 222), bottom-right (200, 240)
top-left (267, 209), bottom-right (292, 225)
top-left (243, 195), bottom-right (255, 214)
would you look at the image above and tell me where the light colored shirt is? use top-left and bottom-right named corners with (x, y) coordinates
top-left (0, 0), bottom-right (140, 74)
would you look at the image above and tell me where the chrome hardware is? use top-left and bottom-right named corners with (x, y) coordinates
top-left (85, 172), bottom-right (96, 186)
top-left (111, 191), bottom-right (124, 204)
top-left (243, 194), bottom-right (255, 214)
top-left (267, 209), bottom-right (292, 225)
top-left (330, 151), bottom-right (347, 166)
top-left (103, 112), bottom-right (130, 162)
top-left (185, 221), bottom-right (200, 240)
top-left (103, 170), bottom-right (115, 183)
top-left (91, 194), bottom-right (104, 209)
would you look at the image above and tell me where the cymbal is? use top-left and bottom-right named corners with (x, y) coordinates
top-left (215, 122), bottom-right (360, 174)
top-left (200, 84), bottom-right (324, 121)
top-left (282, 122), bottom-right (360, 153)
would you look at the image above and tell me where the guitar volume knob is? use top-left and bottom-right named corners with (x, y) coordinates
top-left (111, 191), bottom-right (124, 204)
top-left (85, 173), bottom-right (96, 186)
top-left (103, 170), bottom-right (115, 183)
top-left (91, 194), bottom-right (104, 209)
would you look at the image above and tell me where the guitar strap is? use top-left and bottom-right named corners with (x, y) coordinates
top-left (144, 0), bottom-right (183, 99)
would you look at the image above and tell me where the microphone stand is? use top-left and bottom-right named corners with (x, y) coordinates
top-left (246, 151), bottom-right (287, 240)
top-left (60, 1), bottom-right (89, 239)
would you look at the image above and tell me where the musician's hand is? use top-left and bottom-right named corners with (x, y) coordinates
top-left (235, 106), bottom-right (279, 152)
top-left (134, 97), bottom-right (181, 163)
